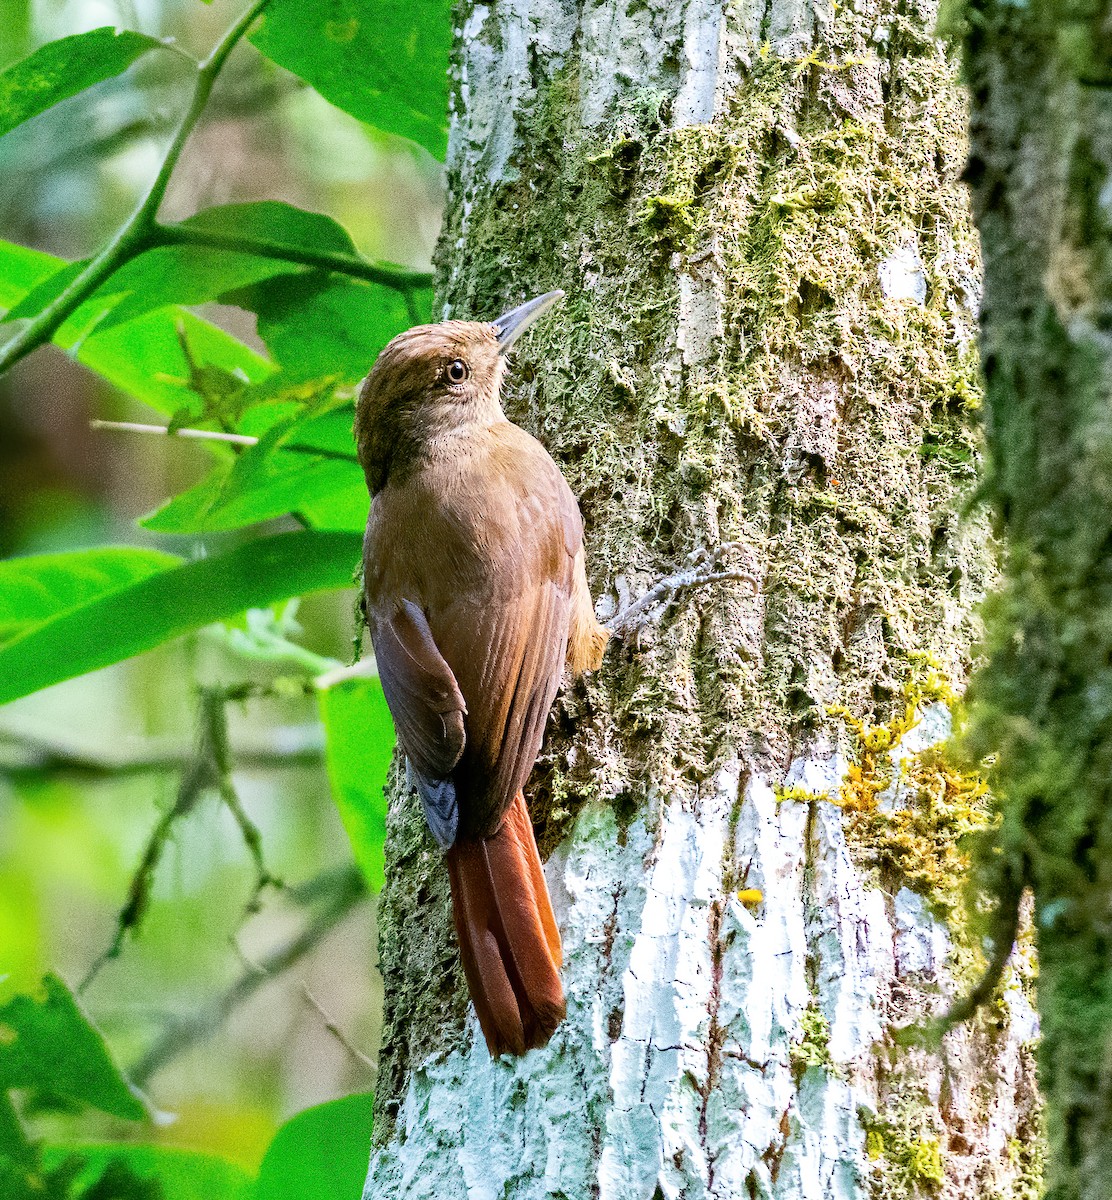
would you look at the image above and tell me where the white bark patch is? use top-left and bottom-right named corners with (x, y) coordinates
top-left (879, 237), bottom-right (928, 304)
top-left (366, 714), bottom-right (1036, 1199)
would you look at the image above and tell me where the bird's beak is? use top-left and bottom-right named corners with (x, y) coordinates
top-left (492, 290), bottom-right (565, 354)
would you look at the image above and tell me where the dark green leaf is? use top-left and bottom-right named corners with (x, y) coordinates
top-left (0, 975), bottom-right (145, 1121)
top-left (0, 1092), bottom-right (32, 1168)
top-left (0, 238), bottom-right (274, 414)
top-left (226, 273), bottom-right (411, 381)
top-left (0, 547), bottom-right (180, 646)
top-left (319, 679), bottom-right (393, 891)
top-left (0, 1154), bottom-right (37, 1200)
top-left (0, 27), bottom-right (165, 140)
top-left (250, 0), bottom-right (450, 156)
top-left (179, 201), bottom-right (360, 257)
top-left (254, 1093), bottom-right (374, 1200)
top-left (93, 245), bottom-right (306, 332)
top-left (0, 531), bottom-right (362, 704)
top-left (43, 1144), bottom-right (251, 1200)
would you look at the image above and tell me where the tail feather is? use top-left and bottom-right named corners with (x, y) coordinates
top-left (445, 792), bottom-right (565, 1056)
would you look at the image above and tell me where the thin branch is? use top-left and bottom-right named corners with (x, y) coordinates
top-left (941, 873), bottom-right (1026, 1027)
top-left (302, 985), bottom-right (377, 1073)
top-left (0, 0), bottom-right (272, 378)
top-left (202, 689), bottom-right (283, 910)
top-left (90, 419), bottom-right (361, 463)
top-left (91, 419), bottom-right (256, 446)
top-left (152, 223), bottom-right (433, 293)
top-left (0, 725), bottom-right (323, 781)
top-left (78, 685), bottom-right (285, 991)
top-left (128, 863), bottom-right (367, 1087)
top-left (80, 736), bottom-right (216, 992)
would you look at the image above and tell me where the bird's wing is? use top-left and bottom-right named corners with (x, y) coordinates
top-left (371, 598), bottom-right (466, 846)
top-left (429, 435), bottom-right (584, 837)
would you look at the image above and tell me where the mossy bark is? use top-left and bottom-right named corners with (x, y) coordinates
top-left (961, 5), bottom-right (1112, 1198)
top-left (365, 1), bottom-right (1040, 1196)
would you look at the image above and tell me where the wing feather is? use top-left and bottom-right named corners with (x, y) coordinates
top-left (365, 421), bottom-right (585, 841)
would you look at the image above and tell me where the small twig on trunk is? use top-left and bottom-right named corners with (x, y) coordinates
top-left (604, 542), bottom-right (759, 640)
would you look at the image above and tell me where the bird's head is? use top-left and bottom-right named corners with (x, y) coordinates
top-left (355, 290), bottom-right (563, 494)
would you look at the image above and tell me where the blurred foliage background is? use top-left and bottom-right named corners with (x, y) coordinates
top-left (0, 0), bottom-right (446, 1193)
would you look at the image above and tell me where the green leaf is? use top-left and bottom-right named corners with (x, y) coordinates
top-left (0, 1154), bottom-right (36, 1200)
top-left (227, 273), bottom-right (412, 381)
top-left (0, 238), bottom-right (274, 414)
top-left (178, 201), bottom-right (360, 257)
top-left (43, 1144), bottom-right (251, 1200)
top-left (142, 397), bottom-right (364, 535)
top-left (250, 0), bottom-right (450, 157)
top-left (0, 547), bottom-right (180, 646)
top-left (254, 1093), bottom-right (373, 1200)
top-left (319, 678), bottom-right (393, 892)
top-left (0, 27), bottom-right (165, 140)
top-left (80, 246), bottom-right (306, 333)
top-left (0, 975), bottom-right (145, 1121)
top-left (0, 531), bottom-right (362, 704)
top-left (0, 1092), bottom-right (32, 1168)
top-left (2, 258), bottom-right (88, 321)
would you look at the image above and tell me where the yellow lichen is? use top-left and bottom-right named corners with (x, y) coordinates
top-left (824, 659), bottom-right (991, 923)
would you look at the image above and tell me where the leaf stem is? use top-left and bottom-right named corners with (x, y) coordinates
top-left (151, 223), bottom-right (434, 291)
top-left (0, 0), bottom-right (273, 378)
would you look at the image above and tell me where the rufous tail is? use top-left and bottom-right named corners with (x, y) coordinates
top-left (445, 791), bottom-right (565, 1056)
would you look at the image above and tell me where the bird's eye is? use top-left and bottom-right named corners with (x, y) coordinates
top-left (446, 359), bottom-right (469, 384)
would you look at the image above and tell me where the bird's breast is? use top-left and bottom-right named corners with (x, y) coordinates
top-left (365, 430), bottom-right (570, 613)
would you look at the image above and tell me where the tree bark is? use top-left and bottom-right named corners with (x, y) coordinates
top-left (364, 1), bottom-right (1041, 1196)
top-left (962, 6), bottom-right (1112, 1198)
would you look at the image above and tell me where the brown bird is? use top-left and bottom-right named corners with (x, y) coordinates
top-left (355, 291), bottom-right (608, 1057)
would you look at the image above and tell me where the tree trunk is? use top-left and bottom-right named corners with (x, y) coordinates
top-left (364, 2), bottom-right (1041, 1196)
top-left (962, 6), bottom-right (1112, 1198)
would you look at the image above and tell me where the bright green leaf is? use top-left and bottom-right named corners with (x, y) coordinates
top-left (0, 531), bottom-right (362, 704)
top-left (142, 457), bottom-right (360, 534)
top-left (43, 1144), bottom-right (251, 1200)
top-left (250, 0), bottom-right (450, 156)
top-left (0, 547), bottom-right (180, 645)
top-left (0, 975), bottom-right (145, 1120)
top-left (0, 235), bottom-right (57, 297)
top-left (0, 27), bottom-right (165, 140)
top-left (226, 273), bottom-right (412, 381)
top-left (254, 1093), bottom-right (374, 1200)
top-left (295, 486), bottom-right (368, 532)
top-left (2, 257), bottom-right (88, 321)
top-left (319, 678), bottom-right (393, 892)
top-left (142, 396), bottom-right (363, 535)
top-left (0, 238), bottom-right (274, 414)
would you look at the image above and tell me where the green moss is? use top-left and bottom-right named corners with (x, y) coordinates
top-left (861, 1097), bottom-right (947, 1197)
top-left (790, 1002), bottom-right (836, 1078)
top-left (774, 783), bottom-right (832, 804)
